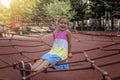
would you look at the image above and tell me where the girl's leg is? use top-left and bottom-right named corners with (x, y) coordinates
top-left (34, 60), bottom-right (50, 71)
top-left (32, 59), bottom-right (44, 70)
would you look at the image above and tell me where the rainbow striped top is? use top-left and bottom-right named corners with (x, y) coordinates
top-left (49, 30), bottom-right (68, 60)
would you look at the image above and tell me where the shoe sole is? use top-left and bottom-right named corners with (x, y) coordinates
top-left (19, 61), bottom-right (26, 80)
top-left (25, 63), bottom-right (32, 80)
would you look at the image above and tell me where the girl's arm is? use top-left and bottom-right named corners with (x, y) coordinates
top-left (53, 32), bottom-right (55, 40)
top-left (53, 30), bottom-right (56, 40)
top-left (66, 29), bottom-right (72, 58)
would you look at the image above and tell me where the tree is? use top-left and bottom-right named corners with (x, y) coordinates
top-left (42, 0), bottom-right (75, 21)
top-left (70, 0), bottom-right (87, 21)
top-left (70, 0), bottom-right (90, 29)
top-left (90, 0), bottom-right (120, 30)
top-left (0, 3), bottom-right (10, 23)
top-left (10, 0), bottom-right (40, 22)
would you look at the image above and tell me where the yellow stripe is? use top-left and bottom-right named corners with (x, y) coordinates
top-left (49, 46), bottom-right (68, 59)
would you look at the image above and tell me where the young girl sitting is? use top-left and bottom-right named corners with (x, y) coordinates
top-left (19, 15), bottom-right (73, 80)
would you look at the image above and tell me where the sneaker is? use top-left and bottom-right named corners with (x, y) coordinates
top-left (25, 63), bottom-right (32, 80)
top-left (18, 61), bottom-right (26, 80)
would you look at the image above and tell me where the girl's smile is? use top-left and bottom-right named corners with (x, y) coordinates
top-left (58, 18), bottom-right (68, 31)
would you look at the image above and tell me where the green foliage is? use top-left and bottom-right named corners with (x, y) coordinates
top-left (70, 0), bottom-right (89, 20)
top-left (42, 0), bottom-right (75, 21)
top-left (10, 0), bottom-right (39, 22)
top-left (0, 3), bottom-right (10, 22)
top-left (90, 0), bottom-right (120, 18)
top-left (1, 0), bottom-right (119, 25)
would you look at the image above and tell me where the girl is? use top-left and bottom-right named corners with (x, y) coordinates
top-left (19, 15), bottom-right (72, 80)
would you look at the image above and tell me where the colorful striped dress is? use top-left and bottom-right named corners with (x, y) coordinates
top-left (49, 29), bottom-right (68, 59)
top-left (41, 29), bottom-right (69, 70)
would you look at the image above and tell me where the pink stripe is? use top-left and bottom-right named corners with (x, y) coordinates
top-left (54, 30), bottom-right (68, 41)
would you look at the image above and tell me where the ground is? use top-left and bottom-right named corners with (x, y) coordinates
top-left (0, 31), bottom-right (120, 80)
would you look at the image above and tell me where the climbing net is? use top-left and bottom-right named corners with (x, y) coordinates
top-left (0, 31), bottom-right (120, 80)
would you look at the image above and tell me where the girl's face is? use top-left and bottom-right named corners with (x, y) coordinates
top-left (58, 18), bottom-right (68, 31)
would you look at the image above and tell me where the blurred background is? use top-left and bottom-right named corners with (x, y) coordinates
top-left (0, 0), bottom-right (120, 36)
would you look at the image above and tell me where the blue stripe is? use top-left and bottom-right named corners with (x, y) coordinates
top-left (53, 39), bottom-right (68, 49)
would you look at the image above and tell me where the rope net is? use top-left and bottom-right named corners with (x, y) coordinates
top-left (0, 31), bottom-right (120, 80)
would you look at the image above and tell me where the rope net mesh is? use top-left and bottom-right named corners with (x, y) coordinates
top-left (0, 31), bottom-right (120, 80)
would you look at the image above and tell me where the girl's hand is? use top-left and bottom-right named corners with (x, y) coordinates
top-left (68, 53), bottom-right (73, 58)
